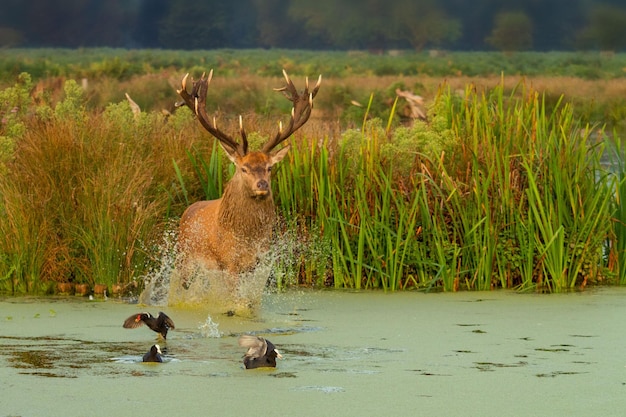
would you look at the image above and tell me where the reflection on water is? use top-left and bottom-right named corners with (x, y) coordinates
top-left (2, 289), bottom-right (626, 416)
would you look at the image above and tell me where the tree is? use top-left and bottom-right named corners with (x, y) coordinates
top-left (253, 0), bottom-right (303, 48)
top-left (288, 0), bottom-right (461, 51)
top-left (485, 11), bottom-right (533, 52)
top-left (578, 4), bottom-right (626, 51)
top-left (288, 0), bottom-right (395, 50)
top-left (391, 1), bottom-right (461, 51)
top-left (158, 0), bottom-right (230, 49)
top-left (157, 0), bottom-right (257, 49)
top-left (13, 0), bottom-right (139, 47)
top-left (134, 0), bottom-right (169, 48)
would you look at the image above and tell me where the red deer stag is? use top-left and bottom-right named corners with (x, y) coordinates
top-left (175, 69), bottom-right (321, 290)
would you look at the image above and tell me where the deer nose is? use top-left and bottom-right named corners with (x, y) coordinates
top-left (256, 180), bottom-right (269, 191)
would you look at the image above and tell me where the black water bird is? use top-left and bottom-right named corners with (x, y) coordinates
top-left (238, 335), bottom-right (283, 369)
top-left (142, 344), bottom-right (163, 363)
top-left (123, 311), bottom-right (175, 339)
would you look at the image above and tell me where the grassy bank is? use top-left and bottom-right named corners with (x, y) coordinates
top-left (1, 49), bottom-right (625, 131)
top-left (2, 49), bottom-right (626, 82)
top-left (0, 50), bottom-right (624, 294)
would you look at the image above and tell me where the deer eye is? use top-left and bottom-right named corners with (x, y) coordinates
top-left (267, 166), bottom-right (273, 173)
top-left (241, 166), bottom-right (248, 174)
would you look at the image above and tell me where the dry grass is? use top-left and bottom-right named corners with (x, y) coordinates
top-left (75, 73), bottom-right (621, 146)
top-left (31, 71), bottom-right (626, 123)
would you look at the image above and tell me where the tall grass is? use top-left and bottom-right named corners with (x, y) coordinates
top-left (3, 49), bottom-right (626, 135)
top-left (608, 131), bottom-right (626, 285)
top-left (273, 78), bottom-right (616, 292)
top-left (0, 78), bottom-right (206, 294)
top-left (0, 70), bottom-right (621, 294)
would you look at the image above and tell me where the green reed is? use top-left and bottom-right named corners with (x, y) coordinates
top-left (273, 77), bottom-right (617, 292)
top-left (435, 80), bottom-right (613, 291)
top-left (174, 140), bottom-right (224, 205)
top-left (606, 132), bottom-right (626, 284)
top-left (0, 71), bottom-right (620, 294)
top-left (0, 180), bottom-right (47, 293)
top-left (361, 166), bottom-right (420, 290)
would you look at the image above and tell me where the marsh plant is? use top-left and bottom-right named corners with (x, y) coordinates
top-left (273, 79), bottom-right (618, 292)
top-left (0, 75), bottom-right (205, 293)
top-left (0, 71), bottom-right (622, 294)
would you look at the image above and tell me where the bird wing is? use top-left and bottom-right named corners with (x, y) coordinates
top-left (123, 313), bottom-right (145, 329)
top-left (238, 335), bottom-right (267, 358)
top-left (265, 339), bottom-right (282, 359)
top-left (158, 312), bottom-right (175, 329)
top-left (265, 339), bottom-right (277, 354)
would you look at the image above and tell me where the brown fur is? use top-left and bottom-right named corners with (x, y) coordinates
top-left (177, 147), bottom-right (289, 280)
top-left (175, 70), bottom-right (320, 291)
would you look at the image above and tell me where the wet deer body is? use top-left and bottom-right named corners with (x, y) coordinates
top-left (177, 150), bottom-right (286, 276)
top-left (176, 70), bottom-right (321, 286)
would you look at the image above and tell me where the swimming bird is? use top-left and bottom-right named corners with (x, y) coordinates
top-left (238, 335), bottom-right (283, 369)
top-left (123, 311), bottom-right (175, 339)
top-left (142, 344), bottom-right (163, 363)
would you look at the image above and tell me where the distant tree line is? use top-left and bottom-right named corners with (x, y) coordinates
top-left (1, 0), bottom-right (625, 51)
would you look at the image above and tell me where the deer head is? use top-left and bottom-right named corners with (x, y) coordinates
top-left (177, 69), bottom-right (322, 200)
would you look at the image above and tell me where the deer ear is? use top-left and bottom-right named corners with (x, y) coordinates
top-left (270, 145), bottom-right (290, 165)
top-left (219, 141), bottom-right (239, 163)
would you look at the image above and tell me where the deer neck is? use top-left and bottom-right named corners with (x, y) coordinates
top-left (218, 179), bottom-right (275, 239)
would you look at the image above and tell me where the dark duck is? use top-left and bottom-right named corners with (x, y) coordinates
top-left (142, 344), bottom-right (163, 363)
top-left (123, 312), bottom-right (175, 339)
top-left (238, 335), bottom-right (283, 369)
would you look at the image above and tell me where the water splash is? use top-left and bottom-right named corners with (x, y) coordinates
top-left (137, 219), bottom-right (323, 314)
top-left (198, 314), bottom-right (223, 338)
top-left (138, 224), bottom-right (273, 314)
top-left (291, 386), bottom-right (345, 394)
top-left (138, 226), bottom-right (179, 306)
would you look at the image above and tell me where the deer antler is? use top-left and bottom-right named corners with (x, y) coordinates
top-left (177, 70), bottom-right (248, 156)
top-left (261, 69), bottom-right (322, 153)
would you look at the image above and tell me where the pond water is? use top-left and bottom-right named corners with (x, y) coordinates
top-left (1, 288), bottom-right (626, 416)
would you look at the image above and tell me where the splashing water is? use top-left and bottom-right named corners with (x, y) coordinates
top-left (166, 265), bottom-right (269, 316)
top-left (138, 225), bottom-right (279, 315)
top-left (198, 314), bottom-right (223, 338)
top-left (137, 219), bottom-right (325, 315)
top-left (138, 226), bottom-right (179, 306)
